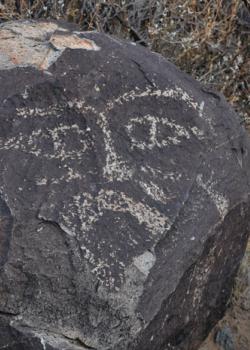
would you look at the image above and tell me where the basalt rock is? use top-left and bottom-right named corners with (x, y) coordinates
top-left (0, 20), bottom-right (250, 350)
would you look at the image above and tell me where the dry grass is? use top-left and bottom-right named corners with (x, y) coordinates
top-left (150, 0), bottom-right (250, 127)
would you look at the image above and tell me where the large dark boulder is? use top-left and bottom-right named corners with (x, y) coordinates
top-left (0, 20), bottom-right (250, 350)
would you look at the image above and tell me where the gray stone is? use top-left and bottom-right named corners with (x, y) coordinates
top-left (0, 19), bottom-right (250, 350)
top-left (215, 326), bottom-right (234, 350)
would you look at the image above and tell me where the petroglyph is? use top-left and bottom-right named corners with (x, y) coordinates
top-left (8, 84), bottom-right (194, 288)
top-left (7, 82), bottom-right (207, 219)
top-left (197, 174), bottom-right (229, 218)
top-left (49, 189), bottom-right (169, 238)
top-left (0, 123), bottom-right (91, 161)
top-left (97, 190), bottom-right (169, 234)
top-left (112, 86), bottom-right (200, 111)
top-left (126, 114), bottom-right (190, 150)
top-left (5, 83), bottom-right (207, 240)
top-left (97, 112), bottom-right (133, 181)
top-left (39, 188), bottom-right (169, 288)
top-left (92, 86), bottom-right (206, 182)
top-left (16, 105), bottom-right (65, 118)
top-left (138, 180), bottom-right (172, 204)
top-left (0, 30), bottom-right (215, 289)
top-left (0, 21), bottom-right (100, 70)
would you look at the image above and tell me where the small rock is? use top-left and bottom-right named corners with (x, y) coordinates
top-left (215, 326), bottom-right (234, 350)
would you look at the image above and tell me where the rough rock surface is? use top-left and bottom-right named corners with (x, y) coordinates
top-left (199, 245), bottom-right (250, 350)
top-left (0, 20), bottom-right (250, 350)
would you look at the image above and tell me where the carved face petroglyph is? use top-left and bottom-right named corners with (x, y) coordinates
top-left (1, 76), bottom-right (229, 291)
top-left (1, 78), bottom-right (229, 290)
top-left (0, 21), bottom-right (229, 291)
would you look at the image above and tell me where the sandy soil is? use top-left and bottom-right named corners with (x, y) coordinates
top-left (199, 242), bottom-right (250, 350)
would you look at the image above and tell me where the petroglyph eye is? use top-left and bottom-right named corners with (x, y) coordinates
top-left (0, 122), bottom-right (91, 161)
top-left (126, 114), bottom-right (190, 150)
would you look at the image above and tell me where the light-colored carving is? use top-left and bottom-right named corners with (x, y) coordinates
top-left (126, 114), bottom-right (190, 150)
top-left (41, 188), bottom-right (170, 288)
top-left (0, 123), bottom-right (90, 161)
top-left (197, 174), bottom-right (229, 218)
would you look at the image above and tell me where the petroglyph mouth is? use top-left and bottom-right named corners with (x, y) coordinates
top-left (0, 21), bottom-right (100, 71)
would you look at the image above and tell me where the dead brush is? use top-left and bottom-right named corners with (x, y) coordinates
top-left (150, 0), bottom-right (250, 127)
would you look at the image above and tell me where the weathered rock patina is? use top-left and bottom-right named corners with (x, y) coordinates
top-left (0, 20), bottom-right (250, 350)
